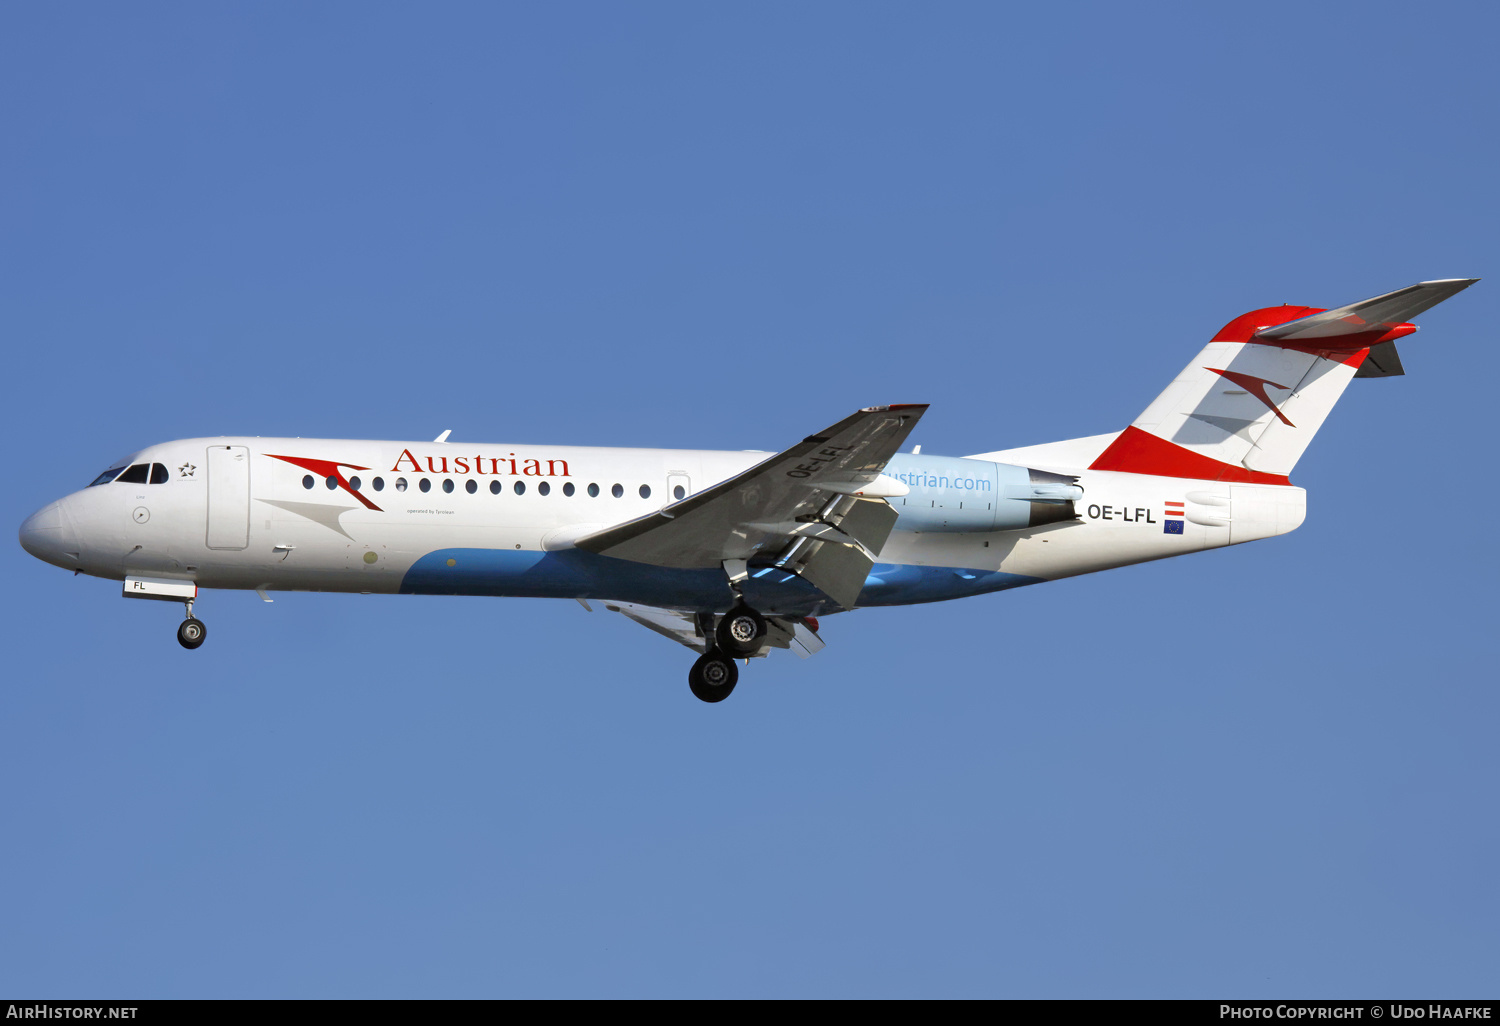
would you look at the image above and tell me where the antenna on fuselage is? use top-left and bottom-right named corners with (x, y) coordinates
top-left (433, 429), bottom-right (452, 443)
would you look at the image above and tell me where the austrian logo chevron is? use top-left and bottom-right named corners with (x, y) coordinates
top-left (1205, 367), bottom-right (1296, 427)
top-left (266, 454), bottom-right (382, 511)
top-left (1164, 500), bottom-right (1184, 535)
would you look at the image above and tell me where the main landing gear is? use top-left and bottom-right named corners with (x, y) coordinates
top-left (177, 599), bottom-right (207, 650)
top-left (688, 649), bottom-right (739, 703)
top-left (715, 604), bottom-right (766, 658)
top-left (688, 605), bottom-right (767, 703)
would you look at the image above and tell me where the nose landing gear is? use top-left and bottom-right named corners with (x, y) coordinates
top-left (121, 578), bottom-right (207, 650)
top-left (177, 598), bottom-right (206, 650)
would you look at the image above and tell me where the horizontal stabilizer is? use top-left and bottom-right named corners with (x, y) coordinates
top-left (1255, 279), bottom-right (1477, 342)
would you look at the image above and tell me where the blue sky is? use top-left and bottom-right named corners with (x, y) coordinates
top-left (2, 1), bottom-right (1496, 998)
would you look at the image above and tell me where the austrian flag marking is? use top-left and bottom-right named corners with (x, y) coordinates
top-left (1164, 501), bottom-right (1184, 535)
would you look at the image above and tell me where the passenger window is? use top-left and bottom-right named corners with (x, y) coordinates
top-left (395, 477), bottom-right (408, 492)
top-left (611, 483), bottom-right (623, 498)
top-left (563, 482), bottom-right (575, 497)
top-left (514, 481), bottom-right (525, 495)
top-left (350, 476), bottom-right (362, 490)
top-left (150, 464), bottom-right (169, 484)
top-left (442, 479), bottom-right (454, 493)
top-left (116, 464), bottom-right (150, 485)
top-left (419, 478), bottom-right (431, 493)
top-left (588, 483), bottom-right (600, 497)
top-left (466, 480), bottom-right (477, 494)
top-left (303, 475), bottom-right (315, 489)
top-left (373, 477), bottom-right (384, 491)
top-left (639, 484), bottom-right (651, 499)
top-left (673, 485), bottom-right (685, 500)
top-left (538, 481), bottom-right (550, 496)
top-left (490, 480), bottom-right (502, 495)
top-left (326, 476), bottom-right (338, 490)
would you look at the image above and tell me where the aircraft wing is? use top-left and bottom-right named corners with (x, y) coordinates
top-left (603, 601), bottom-right (827, 659)
top-left (575, 404), bottom-right (927, 608)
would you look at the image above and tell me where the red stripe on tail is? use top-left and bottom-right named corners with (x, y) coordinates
top-left (1088, 426), bottom-right (1291, 485)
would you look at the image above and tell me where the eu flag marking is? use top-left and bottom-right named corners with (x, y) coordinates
top-left (1163, 520), bottom-right (1184, 535)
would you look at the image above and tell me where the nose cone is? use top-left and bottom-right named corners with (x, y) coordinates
top-left (19, 501), bottom-right (81, 570)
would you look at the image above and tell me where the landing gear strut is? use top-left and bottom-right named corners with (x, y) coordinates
top-left (177, 598), bottom-right (206, 650)
top-left (688, 649), bottom-right (738, 703)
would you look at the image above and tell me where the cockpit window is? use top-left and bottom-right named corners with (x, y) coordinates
top-left (150, 463), bottom-right (169, 484)
top-left (89, 466), bottom-right (127, 487)
top-left (115, 464), bottom-right (151, 485)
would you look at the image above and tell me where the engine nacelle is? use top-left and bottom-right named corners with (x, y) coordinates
top-left (882, 453), bottom-right (1081, 534)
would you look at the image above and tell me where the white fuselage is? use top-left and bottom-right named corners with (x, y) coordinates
top-left (21, 436), bottom-right (1306, 616)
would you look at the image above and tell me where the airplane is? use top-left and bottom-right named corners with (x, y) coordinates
top-left (18, 279), bottom-right (1476, 702)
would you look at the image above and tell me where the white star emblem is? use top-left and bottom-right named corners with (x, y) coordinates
top-left (179, 463), bottom-right (196, 478)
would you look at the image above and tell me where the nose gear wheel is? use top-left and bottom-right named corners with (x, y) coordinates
top-left (177, 617), bottom-right (207, 650)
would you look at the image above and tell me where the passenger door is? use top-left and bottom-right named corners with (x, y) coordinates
top-left (206, 445), bottom-right (251, 550)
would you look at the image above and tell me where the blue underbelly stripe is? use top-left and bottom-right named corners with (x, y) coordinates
top-left (857, 563), bottom-right (1043, 606)
top-left (399, 548), bottom-right (1044, 613)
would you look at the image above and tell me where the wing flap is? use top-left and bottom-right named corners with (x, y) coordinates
top-left (835, 495), bottom-right (900, 555)
top-left (765, 616), bottom-right (827, 659)
top-left (791, 538), bottom-right (875, 609)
